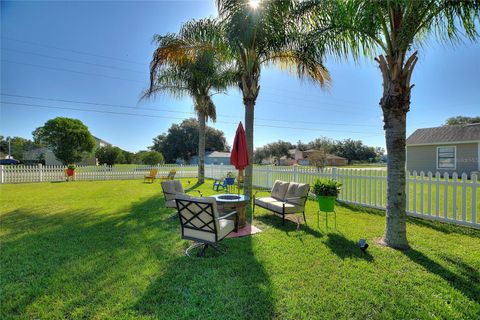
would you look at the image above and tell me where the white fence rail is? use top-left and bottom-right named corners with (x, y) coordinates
top-left (1, 164), bottom-right (478, 228)
top-left (0, 164), bottom-right (197, 184)
top-left (203, 165), bottom-right (479, 228)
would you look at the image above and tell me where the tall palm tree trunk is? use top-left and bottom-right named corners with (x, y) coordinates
top-left (376, 52), bottom-right (417, 250)
top-left (244, 98), bottom-right (255, 199)
top-left (198, 112), bottom-right (206, 184)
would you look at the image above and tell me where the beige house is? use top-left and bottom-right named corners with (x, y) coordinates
top-left (406, 124), bottom-right (480, 176)
top-left (279, 149), bottom-right (348, 166)
top-left (24, 136), bottom-right (111, 165)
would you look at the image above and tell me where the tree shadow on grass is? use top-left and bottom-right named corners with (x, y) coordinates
top-left (324, 233), bottom-right (374, 262)
top-left (337, 202), bottom-right (480, 239)
top-left (337, 202), bottom-right (385, 217)
top-left (0, 195), bottom-right (180, 318)
top-left (403, 249), bottom-right (480, 303)
top-left (134, 227), bottom-right (275, 319)
top-left (184, 180), bottom-right (204, 193)
top-left (254, 213), bottom-right (323, 239)
top-left (407, 217), bottom-right (480, 238)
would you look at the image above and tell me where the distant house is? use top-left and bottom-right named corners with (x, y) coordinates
top-left (190, 151), bottom-right (231, 165)
top-left (406, 124), bottom-right (480, 175)
top-left (23, 136), bottom-right (111, 165)
top-left (279, 149), bottom-right (348, 166)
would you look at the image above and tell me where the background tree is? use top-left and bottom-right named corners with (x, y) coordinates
top-left (332, 139), bottom-right (377, 164)
top-left (307, 137), bottom-right (334, 153)
top-left (144, 19), bottom-right (237, 184)
top-left (95, 146), bottom-right (125, 166)
top-left (137, 151), bottom-right (164, 165)
top-left (150, 118), bottom-right (228, 163)
top-left (303, 0), bottom-right (480, 248)
top-left (122, 150), bottom-right (137, 164)
top-left (445, 116), bottom-right (480, 125)
top-left (296, 140), bottom-right (309, 151)
top-left (264, 140), bottom-right (295, 165)
top-left (307, 149), bottom-right (327, 171)
top-left (33, 117), bottom-right (96, 165)
top-left (253, 146), bottom-right (270, 164)
top-left (0, 136), bottom-right (40, 160)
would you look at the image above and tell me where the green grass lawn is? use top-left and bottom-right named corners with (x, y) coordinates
top-left (1, 179), bottom-right (479, 319)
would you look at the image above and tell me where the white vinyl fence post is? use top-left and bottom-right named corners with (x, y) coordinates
top-left (452, 172), bottom-right (458, 220)
top-left (267, 166), bottom-right (272, 188)
top-left (461, 173), bottom-right (468, 222)
top-left (0, 165), bottom-right (3, 184)
top-left (472, 174), bottom-right (477, 225)
top-left (332, 167), bottom-right (337, 180)
top-left (38, 163), bottom-right (43, 182)
top-left (427, 172), bottom-right (432, 216)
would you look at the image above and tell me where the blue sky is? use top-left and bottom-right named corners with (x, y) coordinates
top-left (1, 0), bottom-right (479, 153)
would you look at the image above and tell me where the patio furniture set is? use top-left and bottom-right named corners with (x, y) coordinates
top-left (161, 178), bottom-right (312, 257)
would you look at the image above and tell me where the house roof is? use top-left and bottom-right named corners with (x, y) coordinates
top-left (207, 151), bottom-right (231, 158)
top-left (93, 136), bottom-right (111, 146)
top-left (406, 124), bottom-right (480, 145)
top-left (326, 154), bottom-right (347, 160)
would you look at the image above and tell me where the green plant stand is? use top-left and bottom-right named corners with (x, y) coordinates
top-left (317, 196), bottom-right (337, 229)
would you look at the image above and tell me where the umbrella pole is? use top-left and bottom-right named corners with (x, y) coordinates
top-left (237, 169), bottom-right (243, 196)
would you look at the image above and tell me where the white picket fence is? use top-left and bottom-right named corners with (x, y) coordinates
top-left (204, 164), bottom-right (479, 229)
top-left (1, 164), bottom-right (478, 228)
top-left (0, 164), bottom-right (198, 183)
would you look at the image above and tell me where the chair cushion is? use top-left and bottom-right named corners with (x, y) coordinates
top-left (217, 218), bottom-right (235, 239)
top-left (255, 196), bottom-right (278, 208)
top-left (161, 180), bottom-right (185, 202)
top-left (267, 201), bottom-right (304, 214)
top-left (183, 218), bottom-right (234, 242)
top-left (271, 180), bottom-right (289, 200)
top-left (165, 199), bottom-right (177, 208)
top-left (173, 180), bottom-right (184, 193)
top-left (183, 228), bottom-right (216, 243)
top-left (284, 182), bottom-right (310, 205)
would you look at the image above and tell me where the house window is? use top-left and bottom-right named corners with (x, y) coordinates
top-left (437, 146), bottom-right (456, 169)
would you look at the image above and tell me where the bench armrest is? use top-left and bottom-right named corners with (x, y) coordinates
top-left (253, 189), bottom-right (271, 197)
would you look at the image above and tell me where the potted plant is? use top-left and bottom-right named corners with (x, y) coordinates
top-left (313, 178), bottom-right (342, 212)
top-left (66, 164), bottom-right (76, 177)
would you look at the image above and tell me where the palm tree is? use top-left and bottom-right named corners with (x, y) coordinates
top-left (216, 0), bottom-right (331, 198)
top-left (302, 0), bottom-right (479, 249)
top-left (143, 19), bottom-right (237, 183)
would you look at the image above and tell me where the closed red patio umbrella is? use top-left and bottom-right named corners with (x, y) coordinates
top-left (230, 122), bottom-right (249, 191)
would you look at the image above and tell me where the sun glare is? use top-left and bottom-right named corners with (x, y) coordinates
top-left (249, 0), bottom-right (260, 9)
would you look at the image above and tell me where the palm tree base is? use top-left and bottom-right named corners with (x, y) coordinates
top-left (379, 237), bottom-right (410, 251)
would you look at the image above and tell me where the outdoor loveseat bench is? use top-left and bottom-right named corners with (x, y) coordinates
top-left (253, 180), bottom-right (310, 225)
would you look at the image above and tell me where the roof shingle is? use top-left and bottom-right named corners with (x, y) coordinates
top-left (406, 124), bottom-right (480, 145)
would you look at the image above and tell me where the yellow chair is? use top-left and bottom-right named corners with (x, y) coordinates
top-left (160, 169), bottom-right (176, 181)
top-left (144, 168), bottom-right (158, 183)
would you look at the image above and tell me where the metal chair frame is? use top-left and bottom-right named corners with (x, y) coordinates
top-left (175, 197), bottom-right (238, 257)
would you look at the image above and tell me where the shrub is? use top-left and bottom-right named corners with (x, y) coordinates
top-left (313, 178), bottom-right (342, 197)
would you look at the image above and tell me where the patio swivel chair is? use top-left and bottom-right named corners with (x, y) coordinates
top-left (161, 180), bottom-right (202, 209)
top-left (175, 194), bottom-right (238, 257)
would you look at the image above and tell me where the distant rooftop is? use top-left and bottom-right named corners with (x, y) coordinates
top-left (406, 123), bottom-right (480, 145)
top-left (93, 136), bottom-right (111, 146)
top-left (207, 151), bottom-right (231, 158)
